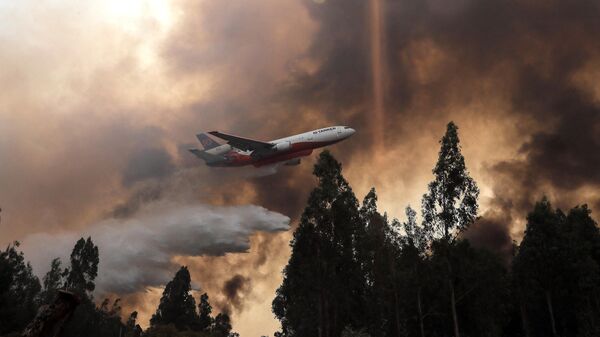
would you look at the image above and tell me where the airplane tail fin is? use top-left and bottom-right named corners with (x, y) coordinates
top-left (189, 148), bottom-right (223, 165)
top-left (196, 133), bottom-right (220, 150)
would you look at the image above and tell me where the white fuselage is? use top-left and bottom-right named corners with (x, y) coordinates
top-left (203, 126), bottom-right (355, 167)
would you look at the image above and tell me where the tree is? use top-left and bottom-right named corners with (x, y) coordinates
top-left (359, 189), bottom-right (404, 337)
top-left (564, 205), bottom-right (600, 336)
top-left (403, 206), bottom-right (430, 254)
top-left (429, 240), bottom-right (510, 337)
top-left (212, 312), bottom-right (232, 337)
top-left (513, 198), bottom-right (564, 337)
top-left (125, 311), bottom-right (142, 337)
top-left (341, 326), bottom-right (371, 337)
top-left (513, 200), bottom-right (600, 337)
top-left (422, 122), bottom-right (479, 241)
top-left (151, 266), bottom-right (199, 331)
top-left (0, 241), bottom-right (41, 335)
top-left (273, 151), bottom-right (367, 337)
top-left (63, 237), bottom-right (99, 296)
top-left (421, 122), bottom-right (479, 337)
top-left (198, 293), bottom-right (213, 331)
top-left (57, 236), bottom-right (127, 337)
top-left (397, 207), bottom-right (433, 337)
top-left (40, 258), bottom-right (64, 305)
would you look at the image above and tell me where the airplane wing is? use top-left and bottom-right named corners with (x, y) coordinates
top-left (208, 131), bottom-right (273, 152)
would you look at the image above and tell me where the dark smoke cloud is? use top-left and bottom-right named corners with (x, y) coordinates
top-left (463, 214), bottom-right (514, 265)
top-left (111, 183), bottom-right (164, 219)
top-left (219, 274), bottom-right (251, 314)
top-left (5, 0), bottom-right (600, 334)
top-left (292, 0), bottom-right (600, 234)
top-left (122, 147), bottom-right (176, 187)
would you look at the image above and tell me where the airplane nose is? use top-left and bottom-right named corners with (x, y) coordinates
top-left (348, 128), bottom-right (356, 136)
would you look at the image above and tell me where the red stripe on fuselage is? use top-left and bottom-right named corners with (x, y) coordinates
top-left (212, 140), bottom-right (341, 167)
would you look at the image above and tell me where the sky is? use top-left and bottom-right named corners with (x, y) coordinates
top-left (1, 0), bottom-right (600, 336)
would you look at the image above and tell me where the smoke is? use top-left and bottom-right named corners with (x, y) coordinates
top-left (4, 0), bottom-right (600, 335)
top-left (21, 201), bottom-right (290, 294)
top-left (218, 274), bottom-right (252, 314)
top-left (463, 212), bottom-right (514, 265)
top-left (369, 0), bottom-right (387, 149)
top-left (122, 148), bottom-right (176, 187)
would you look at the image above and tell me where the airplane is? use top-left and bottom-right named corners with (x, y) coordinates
top-left (189, 126), bottom-right (356, 167)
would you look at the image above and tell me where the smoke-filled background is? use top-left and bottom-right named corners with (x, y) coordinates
top-left (1, 0), bottom-right (600, 335)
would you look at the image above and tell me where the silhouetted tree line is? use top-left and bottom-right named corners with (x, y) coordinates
top-left (272, 122), bottom-right (600, 337)
top-left (2, 122), bottom-right (599, 337)
top-left (0, 239), bottom-right (238, 337)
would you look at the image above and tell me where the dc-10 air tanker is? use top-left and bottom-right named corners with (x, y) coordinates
top-left (189, 126), bottom-right (355, 167)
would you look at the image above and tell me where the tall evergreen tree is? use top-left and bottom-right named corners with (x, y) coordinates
top-left (0, 241), bottom-right (41, 335)
top-left (40, 257), bottom-right (64, 305)
top-left (359, 189), bottom-right (403, 337)
top-left (422, 122), bottom-right (479, 241)
top-left (212, 312), bottom-right (232, 337)
top-left (273, 151), bottom-right (367, 337)
top-left (151, 266), bottom-right (199, 331)
top-left (563, 205), bottom-right (600, 336)
top-left (513, 198), bottom-right (564, 337)
top-left (125, 311), bottom-right (143, 337)
top-left (63, 237), bottom-right (99, 297)
top-left (198, 292), bottom-right (213, 331)
top-left (397, 206), bottom-right (433, 337)
top-left (421, 122), bottom-right (480, 337)
top-left (513, 199), bottom-right (600, 337)
top-left (60, 237), bottom-right (127, 337)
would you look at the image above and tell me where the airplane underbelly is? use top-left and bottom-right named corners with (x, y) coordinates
top-left (253, 149), bottom-right (313, 167)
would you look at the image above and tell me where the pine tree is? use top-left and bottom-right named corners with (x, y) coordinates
top-left (150, 266), bottom-right (199, 331)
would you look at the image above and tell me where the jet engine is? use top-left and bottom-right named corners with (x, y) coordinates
top-left (284, 158), bottom-right (301, 166)
top-left (274, 141), bottom-right (291, 152)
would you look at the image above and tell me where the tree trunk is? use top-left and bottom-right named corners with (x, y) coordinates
top-left (450, 279), bottom-right (460, 337)
top-left (318, 289), bottom-right (324, 337)
top-left (545, 291), bottom-right (558, 337)
top-left (331, 299), bottom-right (337, 337)
top-left (519, 300), bottom-right (531, 337)
top-left (318, 245), bottom-right (323, 337)
top-left (445, 248), bottom-right (460, 337)
top-left (324, 296), bottom-right (330, 337)
top-left (394, 284), bottom-right (401, 337)
top-left (417, 287), bottom-right (425, 337)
